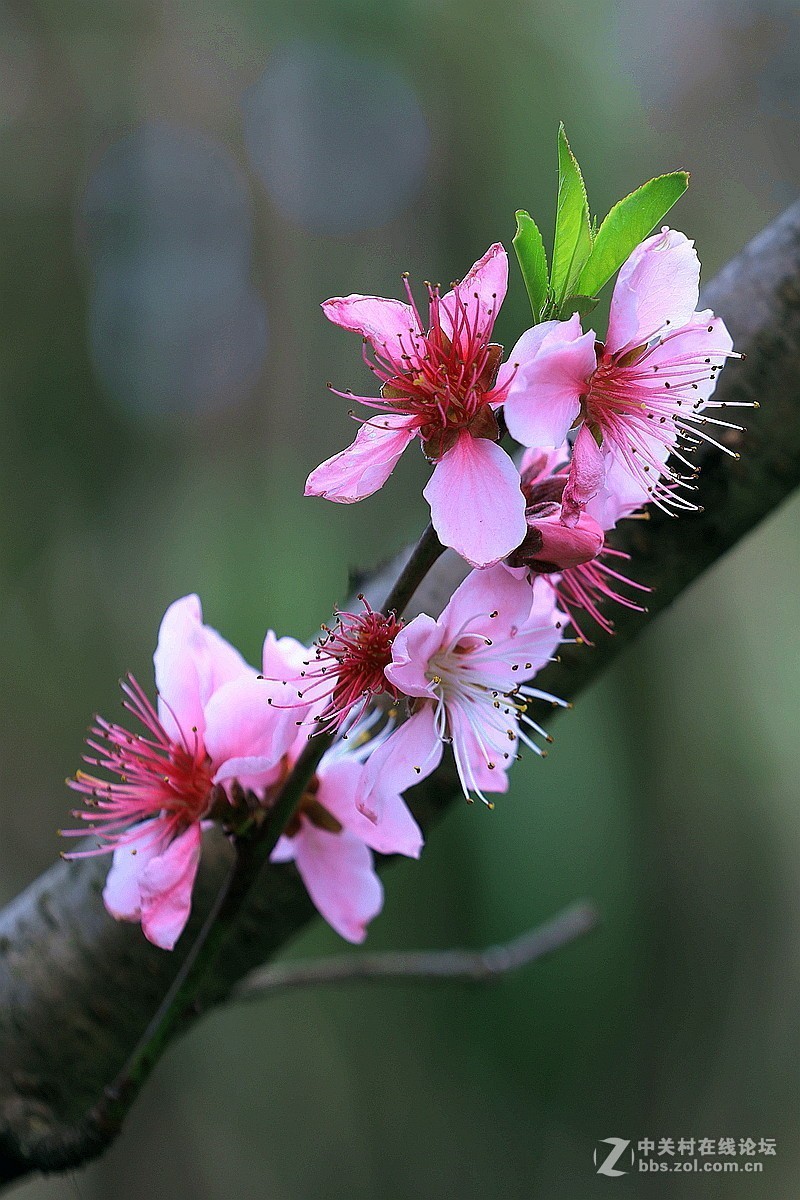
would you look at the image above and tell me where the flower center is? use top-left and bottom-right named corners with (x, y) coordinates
top-left (366, 276), bottom-right (505, 461)
top-left (285, 598), bottom-right (404, 734)
top-left (580, 323), bottom-right (743, 516)
top-left (159, 743), bottom-right (216, 823)
top-left (63, 675), bottom-right (215, 856)
top-left (584, 344), bottom-right (641, 425)
top-left (324, 604), bottom-right (401, 704)
top-left (427, 637), bottom-right (490, 703)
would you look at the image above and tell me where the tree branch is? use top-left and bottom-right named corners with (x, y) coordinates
top-left (2, 202), bottom-right (800, 1184)
top-left (232, 901), bottom-right (599, 1000)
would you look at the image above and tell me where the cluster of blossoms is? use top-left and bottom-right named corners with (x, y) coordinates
top-left (63, 596), bottom-right (424, 948)
top-left (64, 152), bottom-right (744, 950)
top-left (309, 228), bottom-right (739, 563)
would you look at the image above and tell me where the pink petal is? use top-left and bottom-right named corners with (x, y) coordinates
top-left (423, 434), bottom-right (527, 568)
top-left (153, 595), bottom-right (206, 740)
top-left (439, 243), bottom-right (508, 345)
top-left (270, 835), bottom-right (295, 864)
top-left (139, 823), bottom-right (203, 951)
top-left (562, 424), bottom-right (606, 526)
top-left (445, 576), bottom-right (564, 700)
top-left (606, 227), bottom-right (700, 353)
top-left (102, 819), bottom-right (166, 922)
top-left (642, 309), bottom-right (733, 404)
top-left (203, 675), bottom-right (298, 791)
top-left (154, 595), bottom-right (251, 743)
top-left (447, 701), bottom-right (513, 796)
top-left (292, 824), bottom-right (383, 943)
top-left (586, 443), bottom-right (659, 529)
top-left (385, 613), bottom-right (445, 699)
top-left (305, 416), bottom-right (417, 503)
top-left (439, 562), bottom-right (535, 645)
top-left (501, 563), bottom-right (528, 585)
top-left (518, 443), bottom-right (570, 488)
top-left (495, 322), bottom-right (551, 393)
top-left (528, 576), bottom-right (568, 654)
top-left (316, 757), bottom-right (424, 859)
top-left (322, 294), bottom-right (422, 374)
top-left (514, 508), bottom-right (604, 571)
top-left (261, 631), bottom-right (309, 680)
top-left (503, 316), bottom-right (597, 449)
top-left (355, 707), bottom-right (444, 824)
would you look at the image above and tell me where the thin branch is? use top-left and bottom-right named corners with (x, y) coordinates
top-left (232, 901), bottom-right (599, 1001)
top-left (380, 523), bottom-right (445, 616)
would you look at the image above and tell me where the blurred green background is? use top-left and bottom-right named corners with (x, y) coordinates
top-left (1, 0), bottom-right (799, 1195)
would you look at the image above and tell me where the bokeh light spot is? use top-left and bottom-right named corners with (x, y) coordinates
top-left (242, 40), bottom-right (431, 236)
top-left (79, 121), bottom-right (267, 418)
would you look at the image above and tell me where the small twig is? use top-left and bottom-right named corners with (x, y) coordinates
top-left (380, 523), bottom-right (445, 616)
top-left (232, 900), bottom-right (600, 1002)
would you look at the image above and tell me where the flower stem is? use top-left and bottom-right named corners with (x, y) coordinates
top-left (380, 523), bottom-right (444, 616)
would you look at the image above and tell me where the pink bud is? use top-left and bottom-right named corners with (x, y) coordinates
top-left (507, 504), bottom-right (604, 573)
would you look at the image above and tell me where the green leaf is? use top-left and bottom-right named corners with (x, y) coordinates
top-left (577, 171), bottom-right (689, 297)
top-left (551, 123), bottom-right (593, 304)
top-left (557, 294), bottom-right (599, 322)
top-left (513, 210), bottom-right (549, 320)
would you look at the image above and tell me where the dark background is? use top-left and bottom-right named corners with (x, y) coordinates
top-left (1, 0), bottom-right (799, 1195)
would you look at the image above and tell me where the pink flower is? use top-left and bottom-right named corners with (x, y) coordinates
top-left (556, 456), bottom-right (653, 640)
top-left (266, 597), bottom-right (405, 735)
top-left (503, 228), bottom-right (739, 523)
top-left (306, 244), bottom-right (528, 568)
top-left (511, 449), bottom-right (651, 642)
top-left (506, 447), bottom-right (605, 573)
top-left (270, 736), bottom-right (423, 943)
top-left (63, 596), bottom-right (300, 950)
top-left (265, 640), bottom-right (423, 943)
top-left (355, 565), bottom-right (566, 818)
top-left (65, 604), bottom-right (421, 947)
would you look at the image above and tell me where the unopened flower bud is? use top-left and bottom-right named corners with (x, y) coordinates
top-left (507, 504), bottom-right (604, 573)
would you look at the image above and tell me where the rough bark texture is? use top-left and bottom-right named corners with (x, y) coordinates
top-left (2, 203), bottom-right (800, 1186)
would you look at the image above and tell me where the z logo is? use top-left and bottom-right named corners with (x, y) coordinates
top-left (593, 1138), bottom-right (632, 1176)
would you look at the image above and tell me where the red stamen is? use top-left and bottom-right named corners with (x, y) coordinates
top-left (334, 275), bottom-right (506, 460)
top-left (61, 674), bottom-right (214, 857)
top-left (277, 598), bottom-right (404, 734)
top-left (553, 548), bottom-right (650, 644)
